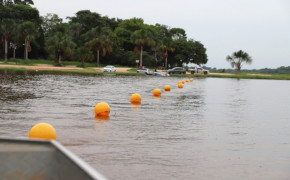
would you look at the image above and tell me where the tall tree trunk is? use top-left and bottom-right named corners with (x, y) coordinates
top-left (237, 59), bottom-right (241, 73)
top-left (55, 51), bottom-right (58, 63)
top-left (81, 59), bottom-right (85, 68)
top-left (58, 55), bottom-right (62, 65)
top-left (25, 40), bottom-right (28, 64)
top-left (165, 49), bottom-right (168, 68)
top-left (4, 38), bottom-right (8, 62)
top-left (97, 49), bottom-right (100, 67)
top-left (154, 49), bottom-right (157, 66)
top-left (165, 57), bottom-right (168, 68)
top-left (13, 46), bottom-right (16, 59)
top-left (140, 45), bottom-right (143, 67)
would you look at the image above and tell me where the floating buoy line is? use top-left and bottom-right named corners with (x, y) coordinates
top-left (28, 77), bottom-right (195, 139)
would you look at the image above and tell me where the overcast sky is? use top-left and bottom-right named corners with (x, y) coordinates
top-left (33, 0), bottom-right (290, 69)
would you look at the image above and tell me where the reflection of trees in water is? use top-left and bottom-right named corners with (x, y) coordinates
top-left (0, 86), bottom-right (36, 102)
top-left (0, 70), bottom-right (32, 81)
top-left (0, 70), bottom-right (37, 103)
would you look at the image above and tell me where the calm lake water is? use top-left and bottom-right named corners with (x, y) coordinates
top-left (1, 70), bottom-right (290, 180)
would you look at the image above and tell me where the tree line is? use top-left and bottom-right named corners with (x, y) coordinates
top-left (0, 0), bottom-right (208, 68)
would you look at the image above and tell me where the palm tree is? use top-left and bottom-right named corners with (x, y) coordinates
top-left (150, 27), bottom-right (162, 68)
top-left (76, 46), bottom-right (94, 67)
top-left (152, 24), bottom-right (172, 68)
top-left (19, 21), bottom-right (38, 64)
top-left (160, 37), bottom-right (175, 68)
top-left (151, 42), bottom-right (160, 68)
top-left (70, 23), bottom-right (81, 38)
top-left (226, 50), bottom-right (252, 73)
top-left (84, 26), bottom-right (114, 67)
top-left (0, 19), bottom-right (15, 62)
top-left (46, 32), bottom-right (76, 65)
top-left (10, 34), bottom-right (21, 59)
top-left (131, 27), bottom-right (155, 67)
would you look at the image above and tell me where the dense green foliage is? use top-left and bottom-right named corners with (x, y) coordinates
top-left (0, 1), bottom-right (208, 68)
top-left (0, 1), bottom-right (45, 61)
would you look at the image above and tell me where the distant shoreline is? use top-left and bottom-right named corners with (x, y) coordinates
top-left (0, 63), bottom-right (289, 80)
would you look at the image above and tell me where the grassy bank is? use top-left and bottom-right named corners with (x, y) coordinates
top-left (1, 59), bottom-right (100, 67)
top-left (170, 73), bottom-right (290, 80)
top-left (0, 66), bottom-right (145, 76)
top-left (206, 73), bottom-right (290, 80)
top-left (1, 59), bottom-right (289, 80)
top-left (0, 59), bottom-right (133, 68)
top-left (1, 66), bottom-right (289, 80)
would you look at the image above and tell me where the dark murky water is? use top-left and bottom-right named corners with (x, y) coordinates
top-left (1, 70), bottom-right (290, 180)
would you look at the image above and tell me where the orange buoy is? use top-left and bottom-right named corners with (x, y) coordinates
top-left (186, 79), bottom-right (189, 82)
top-left (164, 85), bottom-right (171, 91)
top-left (29, 123), bottom-right (57, 140)
top-left (153, 89), bottom-right (161, 97)
top-left (95, 102), bottom-right (110, 116)
top-left (178, 83), bottom-right (183, 88)
top-left (190, 78), bottom-right (193, 82)
top-left (131, 93), bottom-right (141, 104)
top-left (182, 80), bottom-right (185, 84)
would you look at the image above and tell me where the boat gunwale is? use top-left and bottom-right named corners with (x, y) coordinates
top-left (0, 137), bottom-right (108, 180)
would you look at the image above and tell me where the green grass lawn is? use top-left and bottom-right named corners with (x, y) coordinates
top-left (0, 58), bottom-right (100, 67)
top-left (0, 58), bottom-right (137, 69)
top-left (170, 73), bottom-right (290, 80)
top-left (127, 68), bottom-right (139, 72)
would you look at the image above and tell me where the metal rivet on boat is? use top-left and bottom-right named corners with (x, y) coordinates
top-left (29, 123), bottom-right (57, 140)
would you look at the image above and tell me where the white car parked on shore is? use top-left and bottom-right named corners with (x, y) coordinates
top-left (189, 67), bottom-right (209, 74)
top-left (103, 65), bottom-right (116, 72)
top-left (136, 68), bottom-right (154, 75)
